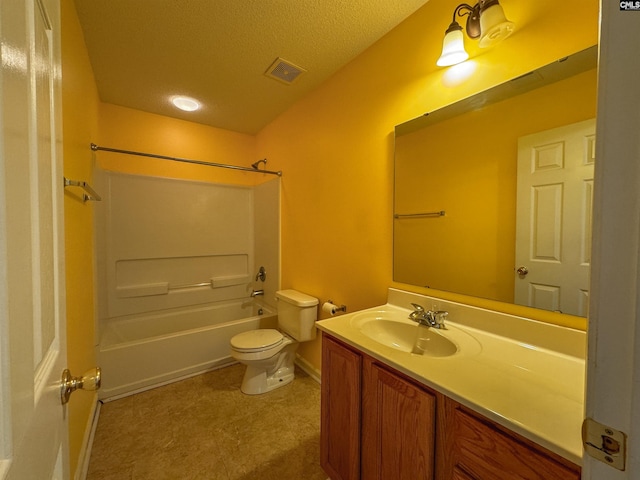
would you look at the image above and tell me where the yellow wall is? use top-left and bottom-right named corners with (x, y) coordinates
top-left (60, 0), bottom-right (100, 477)
top-left (257, 0), bottom-right (599, 369)
top-left (96, 103), bottom-right (260, 186)
top-left (395, 69), bottom-right (597, 302)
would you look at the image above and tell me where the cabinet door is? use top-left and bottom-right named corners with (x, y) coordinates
top-left (321, 335), bottom-right (362, 480)
top-left (448, 401), bottom-right (581, 480)
top-left (362, 358), bottom-right (436, 480)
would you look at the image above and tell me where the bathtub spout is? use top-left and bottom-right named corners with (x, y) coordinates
top-left (251, 289), bottom-right (264, 297)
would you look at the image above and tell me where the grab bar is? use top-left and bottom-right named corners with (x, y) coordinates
top-left (171, 274), bottom-right (250, 289)
top-left (394, 210), bottom-right (445, 218)
top-left (63, 177), bottom-right (102, 202)
top-left (169, 281), bottom-right (212, 290)
top-left (116, 275), bottom-right (252, 298)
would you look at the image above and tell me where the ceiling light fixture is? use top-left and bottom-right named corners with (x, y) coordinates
top-left (436, 0), bottom-right (514, 67)
top-left (171, 95), bottom-right (201, 112)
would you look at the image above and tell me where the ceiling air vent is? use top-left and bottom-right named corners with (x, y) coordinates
top-left (264, 57), bottom-right (306, 85)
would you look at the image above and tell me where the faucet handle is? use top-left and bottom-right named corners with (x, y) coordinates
top-left (255, 266), bottom-right (267, 282)
top-left (409, 303), bottom-right (425, 322)
top-left (410, 303), bottom-right (425, 312)
top-left (433, 310), bottom-right (448, 328)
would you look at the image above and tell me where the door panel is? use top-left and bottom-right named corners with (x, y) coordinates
top-left (515, 119), bottom-right (595, 316)
top-left (362, 359), bottom-right (436, 480)
top-left (0, 0), bottom-right (68, 478)
top-left (320, 335), bottom-right (361, 480)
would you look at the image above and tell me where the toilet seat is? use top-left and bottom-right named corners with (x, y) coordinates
top-left (230, 330), bottom-right (294, 363)
top-left (230, 329), bottom-right (283, 353)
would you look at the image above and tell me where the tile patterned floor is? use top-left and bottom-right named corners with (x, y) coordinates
top-left (86, 364), bottom-right (327, 480)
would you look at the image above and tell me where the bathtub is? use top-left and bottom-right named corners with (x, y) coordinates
top-left (98, 299), bottom-right (277, 400)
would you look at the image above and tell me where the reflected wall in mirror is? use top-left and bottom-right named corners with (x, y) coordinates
top-left (394, 46), bottom-right (597, 317)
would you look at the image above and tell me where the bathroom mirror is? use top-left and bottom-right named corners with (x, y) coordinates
top-left (394, 46), bottom-right (598, 317)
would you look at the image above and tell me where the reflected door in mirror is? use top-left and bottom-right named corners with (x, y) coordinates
top-left (515, 119), bottom-right (595, 316)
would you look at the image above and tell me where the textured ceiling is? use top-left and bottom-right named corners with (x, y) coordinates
top-left (74, 0), bottom-right (430, 134)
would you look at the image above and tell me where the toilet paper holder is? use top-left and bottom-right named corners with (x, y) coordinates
top-left (323, 300), bottom-right (347, 315)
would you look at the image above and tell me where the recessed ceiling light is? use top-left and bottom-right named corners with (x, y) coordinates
top-left (171, 95), bottom-right (201, 112)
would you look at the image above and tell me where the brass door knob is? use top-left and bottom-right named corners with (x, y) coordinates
top-left (60, 367), bottom-right (101, 405)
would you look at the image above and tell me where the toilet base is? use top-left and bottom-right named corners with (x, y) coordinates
top-left (238, 341), bottom-right (298, 395)
top-left (240, 364), bottom-right (295, 395)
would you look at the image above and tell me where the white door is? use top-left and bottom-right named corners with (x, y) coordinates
top-left (583, 2), bottom-right (640, 479)
top-left (0, 0), bottom-right (68, 478)
top-left (514, 119), bottom-right (596, 316)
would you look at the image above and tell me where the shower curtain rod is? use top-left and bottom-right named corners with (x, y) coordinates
top-left (90, 143), bottom-right (282, 176)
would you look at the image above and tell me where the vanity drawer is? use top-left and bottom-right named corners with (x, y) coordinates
top-left (451, 406), bottom-right (580, 480)
top-left (452, 466), bottom-right (475, 480)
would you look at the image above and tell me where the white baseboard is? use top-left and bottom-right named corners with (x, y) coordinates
top-left (75, 394), bottom-right (101, 480)
top-left (295, 354), bottom-right (321, 384)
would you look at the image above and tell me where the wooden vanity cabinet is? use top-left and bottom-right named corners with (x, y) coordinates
top-left (321, 333), bottom-right (582, 480)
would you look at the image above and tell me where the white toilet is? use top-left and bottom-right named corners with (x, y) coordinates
top-left (230, 289), bottom-right (319, 395)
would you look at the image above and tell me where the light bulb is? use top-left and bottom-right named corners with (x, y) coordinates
top-left (437, 26), bottom-right (469, 67)
top-left (171, 95), bottom-right (201, 112)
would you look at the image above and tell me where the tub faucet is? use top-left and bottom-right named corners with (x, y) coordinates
top-left (251, 289), bottom-right (264, 297)
top-left (409, 303), bottom-right (447, 329)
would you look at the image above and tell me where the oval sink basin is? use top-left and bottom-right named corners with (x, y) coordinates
top-left (361, 319), bottom-right (457, 357)
top-left (349, 309), bottom-right (475, 358)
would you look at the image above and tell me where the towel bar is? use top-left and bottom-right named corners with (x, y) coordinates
top-left (63, 177), bottom-right (101, 202)
top-left (394, 210), bottom-right (445, 218)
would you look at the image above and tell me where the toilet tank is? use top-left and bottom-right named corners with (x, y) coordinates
top-left (275, 289), bottom-right (319, 341)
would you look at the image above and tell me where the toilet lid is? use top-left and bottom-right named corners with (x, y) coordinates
top-left (231, 329), bottom-right (283, 352)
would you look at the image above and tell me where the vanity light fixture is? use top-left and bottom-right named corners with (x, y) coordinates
top-left (436, 0), bottom-right (514, 67)
top-left (171, 95), bottom-right (201, 112)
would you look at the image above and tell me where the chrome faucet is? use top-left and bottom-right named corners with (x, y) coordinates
top-left (408, 303), bottom-right (448, 329)
top-left (250, 289), bottom-right (264, 297)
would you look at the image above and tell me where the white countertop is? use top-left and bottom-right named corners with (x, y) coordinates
top-left (316, 288), bottom-right (586, 465)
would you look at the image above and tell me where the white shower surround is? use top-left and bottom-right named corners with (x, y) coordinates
top-left (94, 170), bottom-right (280, 399)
